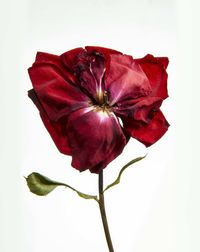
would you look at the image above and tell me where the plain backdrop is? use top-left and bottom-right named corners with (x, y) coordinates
top-left (0, 0), bottom-right (199, 252)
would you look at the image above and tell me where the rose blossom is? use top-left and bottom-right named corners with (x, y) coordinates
top-left (28, 46), bottom-right (169, 173)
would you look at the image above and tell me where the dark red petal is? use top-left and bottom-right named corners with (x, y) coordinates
top-left (40, 114), bottom-right (72, 155)
top-left (105, 54), bottom-right (151, 105)
top-left (156, 57), bottom-right (169, 69)
top-left (132, 97), bottom-right (163, 123)
top-left (28, 64), bottom-right (89, 121)
top-left (123, 110), bottom-right (169, 147)
top-left (67, 108), bottom-right (127, 173)
top-left (136, 54), bottom-right (169, 99)
top-left (85, 46), bottom-right (123, 80)
top-left (85, 46), bottom-right (122, 56)
top-left (28, 89), bottom-right (72, 155)
top-left (32, 52), bottom-right (78, 85)
top-left (89, 52), bottom-right (105, 87)
top-left (75, 52), bottom-right (106, 99)
top-left (61, 47), bottom-right (122, 101)
top-left (61, 47), bottom-right (107, 99)
top-left (61, 46), bottom-right (121, 73)
top-left (61, 47), bottom-right (85, 70)
top-left (114, 96), bottom-right (162, 120)
top-left (35, 52), bottom-right (61, 65)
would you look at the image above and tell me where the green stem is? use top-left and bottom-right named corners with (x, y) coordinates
top-left (98, 170), bottom-right (115, 252)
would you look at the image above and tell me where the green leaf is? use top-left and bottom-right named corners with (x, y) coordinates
top-left (104, 155), bottom-right (147, 192)
top-left (25, 172), bottom-right (98, 201)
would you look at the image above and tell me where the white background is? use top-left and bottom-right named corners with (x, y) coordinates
top-left (0, 0), bottom-right (200, 251)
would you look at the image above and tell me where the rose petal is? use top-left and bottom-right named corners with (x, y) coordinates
top-left (61, 46), bottom-right (121, 72)
top-left (114, 96), bottom-right (163, 120)
top-left (89, 52), bottom-right (105, 88)
top-left (67, 107), bottom-right (127, 173)
top-left (86, 46), bottom-right (122, 80)
top-left (28, 89), bottom-right (72, 155)
top-left (32, 52), bottom-right (78, 86)
top-left (28, 64), bottom-right (89, 121)
top-left (122, 109), bottom-right (169, 147)
top-left (74, 52), bottom-right (106, 100)
top-left (85, 46), bottom-right (122, 57)
top-left (35, 52), bottom-right (61, 65)
top-left (156, 57), bottom-right (169, 69)
top-left (136, 54), bottom-right (169, 99)
top-left (61, 47), bottom-right (122, 101)
top-left (61, 47), bottom-right (85, 70)
top-left (131, 97), bottom-right (163, 123)
top-left (105, 54), bottom-right (152, 105)
top-left (61, 48), bottom-right (106, 100)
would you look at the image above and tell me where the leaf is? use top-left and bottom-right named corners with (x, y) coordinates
top-left (25, 172), bottom-right (98, 201)
top-left (104, 155), bottom-right (147, 192)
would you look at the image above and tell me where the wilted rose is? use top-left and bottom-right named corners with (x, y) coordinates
top-left (28, 46), bottom-right (169, 173)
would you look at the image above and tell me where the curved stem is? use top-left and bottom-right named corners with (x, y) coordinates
top-left (98, 170), bottom-right (115, 252)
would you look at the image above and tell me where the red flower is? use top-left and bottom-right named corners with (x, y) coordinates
top-left (28, 46), bottom-right (169, 173)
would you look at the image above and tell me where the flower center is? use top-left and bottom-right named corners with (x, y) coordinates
top-left (93, 90), bottom-right (111, 113)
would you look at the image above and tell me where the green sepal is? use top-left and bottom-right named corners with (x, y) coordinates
top-left (25, 172), bottom-right (98, 201)
top-left (104, 155), bottom-right (147, 192)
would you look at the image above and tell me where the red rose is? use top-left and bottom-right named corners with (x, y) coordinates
top-left (28, 46), bottom-right (169, 173)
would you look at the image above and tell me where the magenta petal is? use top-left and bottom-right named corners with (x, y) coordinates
top-left (28, 64), bottom-right (89, 121)
top-left (28, 89), bottom-right (72, 155)
top-left (105, 54), bottom-right (152, 105)
top-left (136, 54), bottom-right (169, 99)
top-left (67, 108), bottom-right (127, 173)
top-left (123, 110), bottom-right (169, 147)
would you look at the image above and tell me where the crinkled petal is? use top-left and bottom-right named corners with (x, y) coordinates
top-left (28, 89), bottom-right (72, 155)
top-left (135, 54), bottom-right (169, 99)
top-left (35, 52), bottom-right (60, 65)
top-left (61, 47), bottom-right (123, 101)
top-left (61, 46), bottom-right (121, 72)
top-left (61, 48), bottom-right (106, 100)
top-left (105, 54), bottom-right (152, 106)
top-left (89, 52), bottom-right (105, 88)
top-left (33, 52), bottom-right (78, 85)
top-left (61, 47), bottom-right (85, 70)
top-left (114, 96), bottom-right (163, 120)
top-left (66, 107), bottom-right (127, 173)
top-left (156, 57), bottom-right (169, 69)
top-left (28, 63), bottom-right (89, 121)
top-left (131, 97), bottom-right (163, 123)
top-left (86, 46), bottom-right (122, 80)
top-left (85, 46), bottom-right (122, 57)
top-left (122, 109), bottom-right (169, 147)
top-left (75, 52), bottom-right (106, 100)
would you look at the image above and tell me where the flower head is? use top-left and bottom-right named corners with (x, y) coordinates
top-left (28, 46), bottom-right (169, 173)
